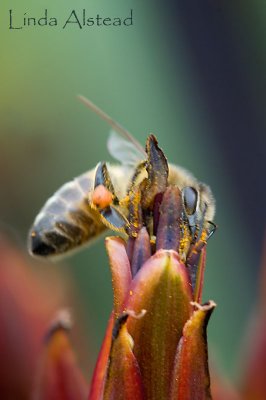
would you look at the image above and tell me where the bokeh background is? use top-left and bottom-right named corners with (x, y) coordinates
top-left (0, 0), bottom-right (265, 387)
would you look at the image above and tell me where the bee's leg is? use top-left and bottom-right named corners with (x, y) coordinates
top-left (186, 218), bottom-right (216, 302)
top-left (206, 220), bottom-right (217, 240)
top-left (126, 186), bottom-right (143, 237)
top-left (188, 205), bottom-right (217, 243)
top-left (94, 161), bottom-right (119, 204)
top-left (178, 211), bottom-right (192, 262)
top-left (185, 204), bottom-right (206, 244)
top-left (184, 213), bottom-right (207, 291)
top-left (186, 216), bottom-right (198, 242)
top-left (93, 162), bottom-right (129, 232)
top-left (192, 204), bottom-right (207, 244)
top-left (126, 161), bottom-right (146, 194)
top-left (125, 187), bottom-right (148, 268)
top-left (141, 135), bottom-right (169, 210)
top-left (100, 206), bottom-right (129, 232)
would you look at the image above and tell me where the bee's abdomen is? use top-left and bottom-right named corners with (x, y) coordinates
top-left (29, 211), bottom-right (104, 257)
top-left (28, 171), bottom-right (106, 258)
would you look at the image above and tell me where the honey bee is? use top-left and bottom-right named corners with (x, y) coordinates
top-left (28, 97), bottom-right (215, 259)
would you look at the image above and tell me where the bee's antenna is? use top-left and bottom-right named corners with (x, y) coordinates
top-left (77, 95), bottom-right (146, 156)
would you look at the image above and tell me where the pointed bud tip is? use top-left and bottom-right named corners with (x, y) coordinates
top-left (44, 309), bottom-right (72, 343)
top-left (190, 300), bottom-right (217, 311)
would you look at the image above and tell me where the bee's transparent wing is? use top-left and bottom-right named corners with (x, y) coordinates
top-left (78, 95), bottom-right (146, 164)
top-left (107, 130), bottom-right (145, 166)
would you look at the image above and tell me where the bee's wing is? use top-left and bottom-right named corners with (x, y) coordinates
top-left (78, 95), bottom-right (146, 165)
top-left (107, 130), bottom-right (145, 166)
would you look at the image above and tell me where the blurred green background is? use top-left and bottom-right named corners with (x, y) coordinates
top-left (0, 0), bottom-right (265, 382)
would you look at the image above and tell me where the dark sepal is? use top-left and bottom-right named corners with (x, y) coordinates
top-left (153, 192), bottom-right (164, 236)
top-left (131, 227), bottom-right (151, 277)
top-left (156, 186), bottom-right (182, 252)
top-left (141, 135), bottom-right (169, 210)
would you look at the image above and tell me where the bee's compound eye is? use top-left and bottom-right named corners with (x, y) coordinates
top-left (182, 186), bottom-right (198, 215)
top-left (92, 185), bottom-right (113, 210)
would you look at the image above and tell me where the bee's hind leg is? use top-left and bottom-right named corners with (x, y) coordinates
top-left (92, 162), bottom-right (129, 232)
top-left (94, 161), bottom-right (119, 204)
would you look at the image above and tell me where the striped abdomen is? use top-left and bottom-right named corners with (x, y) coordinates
top-left (28, 168), bottom-right (106, 258)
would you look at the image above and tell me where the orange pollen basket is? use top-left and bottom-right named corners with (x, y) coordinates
top-left (92, 185), bottom-right (113, 210)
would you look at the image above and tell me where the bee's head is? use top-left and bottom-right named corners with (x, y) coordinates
top-left (181, 183), bottom-right (216, 239)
